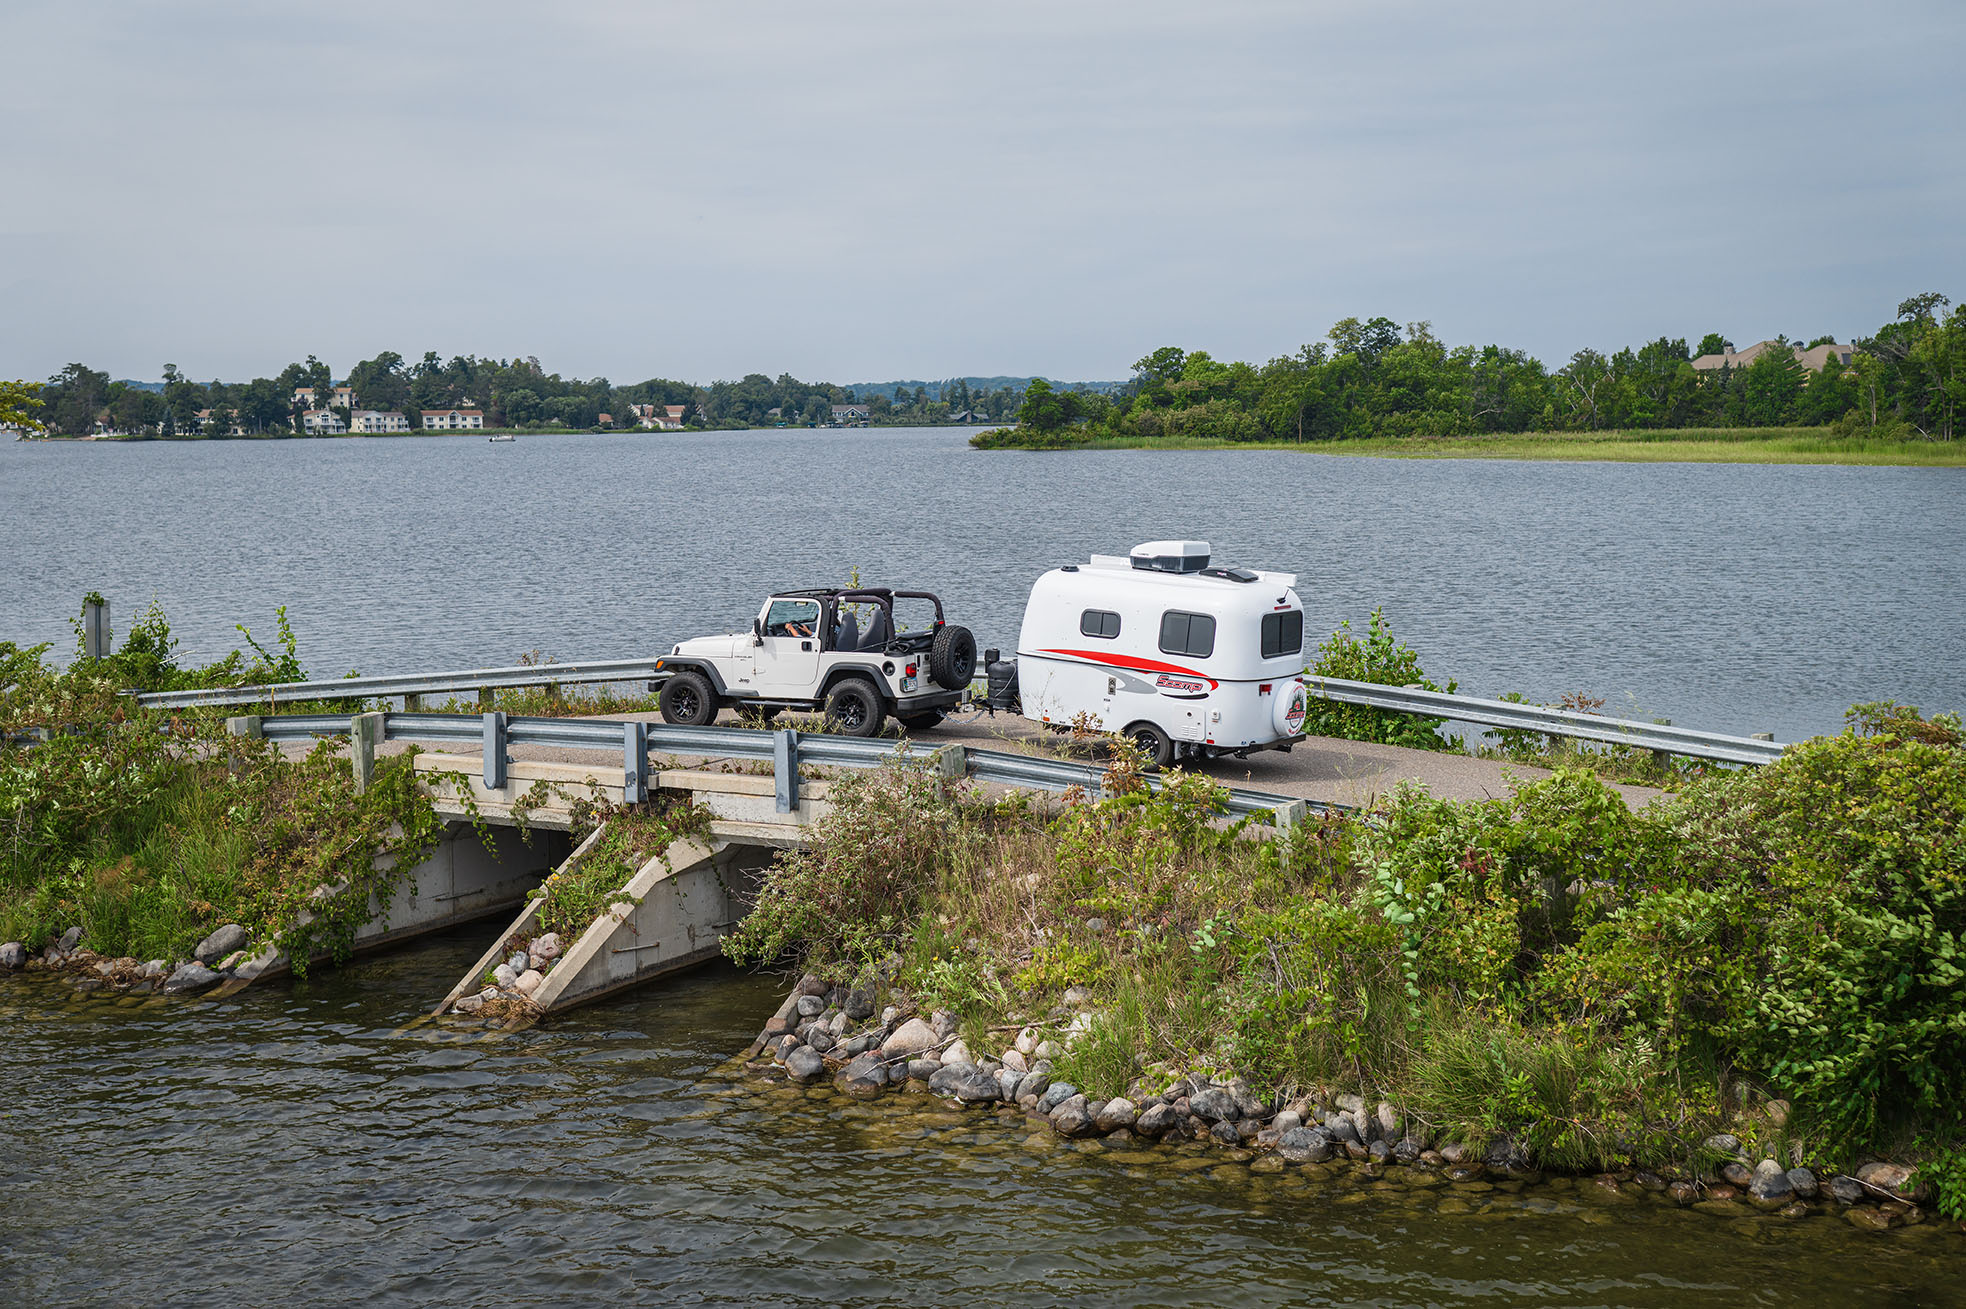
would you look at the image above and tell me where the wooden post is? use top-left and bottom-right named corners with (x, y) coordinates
top-left (350, 712), bottom-right (384, 794)
top-left (404, 693), bottom-right (423, 712)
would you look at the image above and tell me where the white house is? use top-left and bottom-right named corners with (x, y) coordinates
top-left (293, 385), bottom-right (357, 410)
top-left (830, 403), bottom-right (870, 426)
top-left (301, 408), bottom-right (346, 435)
top-left (421, 408), bottom-right (485, 431)
top-left (350, 410), bottom-right (410, 434)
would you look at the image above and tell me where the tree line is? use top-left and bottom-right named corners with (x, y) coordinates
top-left (1011, 292), bottom-right (1964, 443)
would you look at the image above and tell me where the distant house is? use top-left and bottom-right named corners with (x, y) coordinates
top-left (597, 412), bottom-right (614, 428)
top-left (301, 408), bottom-right (346, 435)
top-left (1692, 340), bottom-right (1856, 374)
top-left (292, 385), bottom-right (357, 410)
top-left (421, 408), bottom-right (485, 431)
top-left (349, 410), bottom-right (410, 434)
top-left (193, 408), bottom-right (247, 436)
top-left (830, 403), bottom-right (870, 426)
top-left (628, 403), bottom-right (687, 430)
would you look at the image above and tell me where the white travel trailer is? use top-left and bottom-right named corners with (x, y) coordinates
top-left (997, 540), bottom-right (1310, 767)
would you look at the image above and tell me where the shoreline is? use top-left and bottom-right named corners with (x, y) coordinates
top-left (739, 975), bottom-right (1951, 1237)
top-left (968, 428), bottom-right (1966, 467)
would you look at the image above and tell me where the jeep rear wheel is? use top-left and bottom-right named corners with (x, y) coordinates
top-left (658, 670), bottom-right (720, 727)
top-left (824, 678), bottom-right (885, 737)
top-left (1122, 720), bottom-right (1174, 770)
top-left (929, 624), bottom-right (977, 690)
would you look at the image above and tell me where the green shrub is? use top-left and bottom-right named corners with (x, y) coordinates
top-left (1302, 609), bottom-right (1461, 751)
top-left (723, 756), bottom-right (970, 972)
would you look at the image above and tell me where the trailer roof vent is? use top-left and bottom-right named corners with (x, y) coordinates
top-left (1130, 540), bottom-right (1210, 574)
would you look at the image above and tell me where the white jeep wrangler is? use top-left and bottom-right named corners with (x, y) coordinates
top-left (650, 588), bottom-right (977, 737)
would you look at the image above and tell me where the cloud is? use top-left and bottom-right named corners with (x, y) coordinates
top-left (2, 0), bottom-right (1960, 383)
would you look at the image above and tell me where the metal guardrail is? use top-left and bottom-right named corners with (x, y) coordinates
top-left (243, 711), bottom-right (1334, 829)
top-left (131, 658), bottom-right (665, 711)
top-left (1303, 676), bottom-right (1786, 766)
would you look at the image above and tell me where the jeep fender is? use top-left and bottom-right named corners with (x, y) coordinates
top-left (820, 663), bottom-right (897, 705)
top-left (653, 658), bottom-right (735, 696)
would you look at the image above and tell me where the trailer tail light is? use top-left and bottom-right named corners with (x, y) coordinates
top-left (1259, 683), bottom-right (1272, 694)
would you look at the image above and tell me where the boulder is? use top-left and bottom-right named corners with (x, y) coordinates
top-left (0, 942), bottom-right (25, 970)
top-left (1277, 1127), bottom-right (1334, 1164)
top-left (905, 1058), bottom-right (941, 1082)
top-left (1720, 1162), bottom-right (1754, 1188)
top-left (1189, 1087), bottom-right (1237, 1123)
top-left (1855, 1162), bottom-right (1930, 1203)
top-left (1135, 1102), bottom-right (1178, 1138)
top-left (1094, 1098), bottom-right (1139, 1133)
top-left (797, 973), bottom-right (828, 997)
top-left (1376, 1102), bottom-right (1402, 1140)
top-left (1062, 985), bottom-right (1093, 1009)
top-left (1829, 1175), bottom-right (1866, 1205)
top-left (506, 951), bottom-right (529, 974)
top-left (945, 1068), bottom-right (1003, 1104)
top-left (493, 963), bottom-right (520, 989)
top-left (1014, 1070), bottom-right (1050, 1102)
top-left (1786, 1167), bottom-right (1819, 1200)
top-left (796, 995), bottom-right (826, 1018)
top-left (1049, 1094), bottom-right (1096, 1137)
top-left (1000, 1048), bottom-right (1029, 1075)
top-left (1014, 1027), bottom-right (1039, 1056)
top-left (942, 1038), bottom-right (973, 1067)
top-left (1036, 1082), bottom-right (1077, 1115)
top-left (530, 932), bottom-right (563, 963)
top-left (881, 1005), bottom-right (900, 1026)
top-left (1703, 1133), bottom-right (1743, 1158)
top-left (453, 994), bottom-right (484, 1015)
top-left (1035, 1040), bottom-right (1062, 1061)
top-left (843, 988), bottom-right (876, 1021)
top-left (840, 1034), bottom-right (874, 1057)
top-left (57, 926), bottom-right (83, 953)
top-left (930, 1009), bottom-right (959, 1038)
top-left (880, 1017), bottom-right (940, 1060)
top-left (1229, 1084), bottom-right (1268, 1120)
top-left (1271, 1110), bottom-right (1302, 1133)
top-left (1210, 1119), bottom-right (1243, 1146)
top-left (840, 1054), bottom-right (888, 1098)
top-left (1748, 1159), bottom-right (1796, 1210)
top-left (161, 962), bottom-right (221, 994)
top-left (1324, 1113), bottom-right (1362, 1146)
top-left (806, 1029), bottom-right (834, 1054)
top-left (786, 1047), bottom-right (826, 1082)
top-left (514, 969), bottom-right (544, 996)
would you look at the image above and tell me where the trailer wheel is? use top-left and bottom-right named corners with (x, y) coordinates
top-left (1122, 721), bottom-right (1175, 770)
top-left (658, 670), bottom-right (720, 727)
top-left (897, 711), bottom-right (944, 732)
top-left (824, 678), bottom-right (886, 737)
top-left (929, 624), bottom-right (977, 690)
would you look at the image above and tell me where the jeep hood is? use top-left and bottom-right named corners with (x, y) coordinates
top-left (671, 633), bottom-right (747, 660)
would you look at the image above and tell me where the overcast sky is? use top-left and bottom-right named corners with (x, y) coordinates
top-left (3, 1), bottom-right (1961, 386)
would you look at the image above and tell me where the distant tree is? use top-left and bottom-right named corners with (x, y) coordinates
top-left (1327, 316), bottom-right (1402, 367)
top-left (1017, 377), bottom-right (1082, 431)
top-left (1740, 346), bottom-right (1805, 425)
top-left (43, 363), bottom-right (111, 435)
top-left (1696, 333), bottom-right (1732, 358)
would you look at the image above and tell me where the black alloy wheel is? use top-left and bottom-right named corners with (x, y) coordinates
top-left (658, 670), bottom-right (720, 726)
top-left (1124, 721), bottom-right (1175, 770)
top-left (824, 678), bottom-right (886, 738)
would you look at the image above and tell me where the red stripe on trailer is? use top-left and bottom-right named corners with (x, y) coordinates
top-left (1037, 648), bottom-right (1221, 690)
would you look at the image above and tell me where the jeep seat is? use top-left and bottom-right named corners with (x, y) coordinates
top-left (858, 609), bottom-right (889, 650)
top-left (833, 611), bottom-right (859, 651)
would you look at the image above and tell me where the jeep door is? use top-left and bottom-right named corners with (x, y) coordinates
top-left (753, 597), bottom-right (823, 698)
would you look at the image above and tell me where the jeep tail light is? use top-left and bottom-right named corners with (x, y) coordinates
top-left (905, 663), bottom-right (918, 677)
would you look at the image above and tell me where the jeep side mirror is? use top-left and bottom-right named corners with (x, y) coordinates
top-left (752, 617), bottom-right (764, 645)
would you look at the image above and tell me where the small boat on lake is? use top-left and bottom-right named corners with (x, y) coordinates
top-left (487, 434), bottom-right (515, 443)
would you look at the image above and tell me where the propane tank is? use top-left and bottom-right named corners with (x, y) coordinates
top-left (984, 649), bottom-right (1020, 714)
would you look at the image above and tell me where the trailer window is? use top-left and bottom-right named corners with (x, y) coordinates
top-left (1158, 610), bottom-right (1216, 659)
top-left (1261, 610), bottom-right (1303, 659)
top-left (1079, 609), bottom-right (1122, 639)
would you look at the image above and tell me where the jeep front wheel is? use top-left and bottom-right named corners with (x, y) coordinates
top-left (658, 670), bottom-right (720, 727)
top-left (824, 678), bottom-right (885, 737)
top-left (929, 624), bottom-right (977, 690)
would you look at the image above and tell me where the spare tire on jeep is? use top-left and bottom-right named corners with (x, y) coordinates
top-left (929, 624), bottom-right (977, 691)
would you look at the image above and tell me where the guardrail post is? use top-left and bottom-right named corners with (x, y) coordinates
top-left (483, 711), bottom-right (508, 790)
top-left (623, 721), bottom-right (648, 804)
top-left (933, 744), bottom-right (967, 784)
top-left (477, 687), bottom-right (494, 709)
top-left (404, 693), bottom-right (422, 712)
top-left (1272, 798), bottom-right (1308, 831)
top-left (82, 598), bottom-right (111, 660)
top-left (1650, 718), bottom-right (1671, 771)
top-left (1751, 732), bottom-right (1773, 742)
top-left (225, 715), bottom-right (263, 739)
top-left (351, 712), bottom-right (384, 794)
top-left (773, 728), bottom-right (799, 814)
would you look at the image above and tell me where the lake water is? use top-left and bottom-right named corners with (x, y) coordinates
top-left (4, 429), bottom-right (1961, 741)
top-left (5, 931), bottom-right (1963, 1306)
top-left (6, 432), bottom-right (1966, 1302)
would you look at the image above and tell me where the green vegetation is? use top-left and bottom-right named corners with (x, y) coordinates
top-left (526, 798), bottom-right (708, 944)
top-left (727, 701), bottom-right (1965, 1171)
top-left (973, 292), bottom-right (1966, 457)
top-left (0, 602), bottom-right (439, 970)
top-left (2, 378), bottom-right (44, 433)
